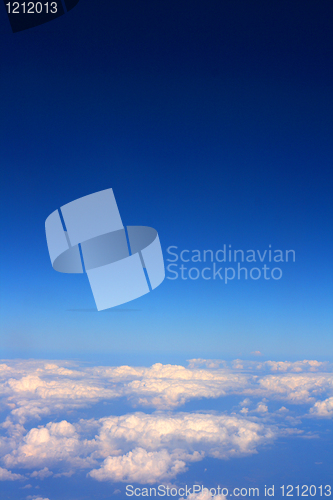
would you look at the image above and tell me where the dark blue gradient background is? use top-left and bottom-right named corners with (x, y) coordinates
top-left (0, 0), bottom-right (332, 358)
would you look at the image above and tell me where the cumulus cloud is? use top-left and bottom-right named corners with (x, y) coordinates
top-left (0, 358), bottom-right (332, 484)
top-left (3, 420), bottom-right (95, 470)
top-left (255, 403), bottom-right (268, 413)
top-left (230, 359), bottom-right (330, 373)
top-left (30, 467), bottom-right (53, 479)
top-left (1, 359), bottom-right (332, 423)
top-left (89, 448), bottom-right (187, 483)
top-left (88, 408), bottom-right (271, 483)
top-left (5, 371), bottom-right (119, 424)
top-left (125, 365), bottom-right (248, 409)
top-left (2, 411), bottom-right (275, 483)
top-left (0, 466), bottom-right (25, 481)
top-left (95, 412), bottom-right (274, 459)
top-left (257, 373), bottom-right (333, 403)
top-left (263, 360), bottom-right (328, 372)
top-left (187, 359), bottom-right (227, 370)
top-left (310, 397), bottom-right (333, 417)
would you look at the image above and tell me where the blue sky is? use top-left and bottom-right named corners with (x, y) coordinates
top-left (0, 1), bottom-right (332, 499)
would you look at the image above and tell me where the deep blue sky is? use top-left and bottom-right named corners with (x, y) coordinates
top-left (0, 0), bottom-right (332, 360)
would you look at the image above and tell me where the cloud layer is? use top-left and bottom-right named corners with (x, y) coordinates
top-left (0, 358), bottom-right (332, 484)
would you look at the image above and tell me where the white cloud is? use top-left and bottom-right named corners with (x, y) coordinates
top-left (3, 419), bottom-right (95, 470)
top-left (125, 369), bottom-right (248, 409)
top-left (310, 397), bottom-right (333, 418)
top-left (89, 411), bottom-right (275, 483)
top-left (0, 466), bottom-right (25, 481)
top-left (230, 359), bottom-right (330, 373)
top-left (1, 411), bottom-right (275, 483)
top-left (1, 359), bottom-right (332, 423)
top-left (264, 360), bottom-right (328, 372)
top-left (87, 410), bottom-right (274, 483)
top-left (186, 359), bottom-right (227, 370)
top-left (89, 447), bottom-right (187, 483)
top-left (30, 467), bottom-right (53, 479)
top-left (27, 496), bottom-right (51, 500)
top-left (255, 403), bottom-right (268, 413)
top-left (180, 491), bottom-right (227, 500)
top-left (0, 358), bottom-right (332, 484)
top-left (257, 373), bottom-right (333, 403)
top-left (53, 470), bottom-right (75, 478)
top-left (5, 371), bottom-right (119, 423)
top-left (95, 412), bottom-right (274, 459)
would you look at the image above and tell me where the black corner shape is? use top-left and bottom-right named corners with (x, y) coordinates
top-left (3, 0), bottom-right (80, 33)
top-left (63, 0), bottom-right (79, 12)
